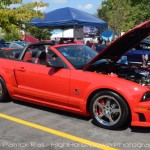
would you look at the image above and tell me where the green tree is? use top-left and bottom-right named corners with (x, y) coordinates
top-left (129, 0), bottom-right (150, 24)
top-left (3, 28), bottom-right (19, 41)
top-left (26, 25), bottom-right (52, 41)
top-left (0, 0), bottom-right (48, 40)
top-left (97, 0), bottom-right (150, 36)
top-left (97, 0), bottom-right (133, 36)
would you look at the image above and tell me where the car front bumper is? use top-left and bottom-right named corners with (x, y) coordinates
top-left (131, 101), bottom-right (150, 127)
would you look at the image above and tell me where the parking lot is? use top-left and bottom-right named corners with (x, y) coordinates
top-left (0, 100), bottom-right (150, 150)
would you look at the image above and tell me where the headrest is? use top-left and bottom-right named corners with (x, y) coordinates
top-left (36, 51), bottom-right (46, 59)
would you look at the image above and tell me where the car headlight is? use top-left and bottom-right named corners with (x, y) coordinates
top-left (141, 92), bottom-right (150, 101)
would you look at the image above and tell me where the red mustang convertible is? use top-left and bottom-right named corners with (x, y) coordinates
top-left (0, 21), bottom-right (150, 130)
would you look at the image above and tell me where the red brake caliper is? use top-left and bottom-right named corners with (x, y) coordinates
top-left (97, 100), bottom-right (105, 115)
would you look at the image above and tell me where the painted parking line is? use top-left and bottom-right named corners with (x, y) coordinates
top-left (0, 113), bottom-right (118, 150)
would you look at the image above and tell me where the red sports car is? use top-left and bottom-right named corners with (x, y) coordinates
top-left (0, 21), bottom-right (150, 130)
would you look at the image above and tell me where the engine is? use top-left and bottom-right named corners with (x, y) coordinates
top-left (87, 59), bottom-right (150, 86)
top-left (108, 65), bottom-right (150, 86)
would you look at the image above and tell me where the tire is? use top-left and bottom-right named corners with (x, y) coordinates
top-left (89, 90), bottom-right (129, 130)
top-left (0, 77), bottom-right (10, 102)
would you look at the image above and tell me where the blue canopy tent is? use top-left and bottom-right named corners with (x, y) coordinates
top-left (29, 7), bottom-right (107, 29)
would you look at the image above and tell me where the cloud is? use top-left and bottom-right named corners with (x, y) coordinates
top-left (32, 0), bottom-right (47, 12)
top-left (32, 0), bottom-right (42, 2)
top-left (34, 6), bottom-right (47, 12)
top-left (50, 0), bottom-right (67, 4)
top-left (78, 4), bottom-right (94, 11)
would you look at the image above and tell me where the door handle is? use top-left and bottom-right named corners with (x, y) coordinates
top-left (17, 67), bottom-right (26, 72)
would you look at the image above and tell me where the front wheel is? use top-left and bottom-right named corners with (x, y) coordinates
top-left (89, 91), bottom-right (129, 130)
top-left (0, 78), bottom-right (10, 102)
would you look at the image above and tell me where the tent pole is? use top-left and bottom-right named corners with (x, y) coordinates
top-left (62, 28), bottom-right (64, 39)
top-left (73, 23), bottom-right (75, 39)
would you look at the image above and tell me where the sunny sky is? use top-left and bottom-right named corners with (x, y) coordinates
top-left (23, 0), bottom-right (102, 14)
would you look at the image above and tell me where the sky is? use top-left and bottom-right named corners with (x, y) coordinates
top-left (24, 0), bottom-right (102, 14)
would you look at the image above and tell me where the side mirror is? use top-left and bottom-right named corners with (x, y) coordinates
top-left (46, 60), bottom-right (64, 68)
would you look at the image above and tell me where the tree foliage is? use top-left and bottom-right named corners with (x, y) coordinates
top-left (0, 0), bottom-right (48, 40)
top-left (97, 0), bottom-right (150, 36)
top-left (26, 25), bottom-right (52, 41)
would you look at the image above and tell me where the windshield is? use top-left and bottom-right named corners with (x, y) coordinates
top-left (57, 45), bottom-right (98, 69)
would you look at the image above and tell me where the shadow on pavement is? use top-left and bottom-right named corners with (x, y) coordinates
top-left (130, 126), bottom-right (150, 133)
top-left (13, 100), bottom-right (150, 132)
top-left (13, 100), bottom-right (91, 121)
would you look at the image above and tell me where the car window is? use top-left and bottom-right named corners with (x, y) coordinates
top-left (22, 44), bottom-right (65, 67)
top-left (140, 42), bottom-right (150, 50)
top-left (133, 41), bottom-right (150, 51)
top-left (0, 49), bottom-right (22, 60)
top-left (47, 49), bottom-right (65, 67)
top-left (22, 46), bottom-right (38, 62)
top-left (57, 45), bottom-right (98, 69)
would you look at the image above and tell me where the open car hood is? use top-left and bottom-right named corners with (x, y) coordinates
top-left (83, 20), bottom-right (150, 70)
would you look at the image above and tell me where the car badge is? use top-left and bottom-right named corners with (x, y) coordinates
top-left (75, 88), bottom-right (80, 95)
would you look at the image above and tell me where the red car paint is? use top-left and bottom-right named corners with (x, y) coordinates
top-left (0, 21), bottom-right (150, 129)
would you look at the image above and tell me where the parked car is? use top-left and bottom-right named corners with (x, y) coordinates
top-left (5, 42), bottom-right (11, 47)
top-left (95, 38), bottom-right (150, 66)
top-left (0, 37), bottom-right (8, 49)
top-left (0, 43), bottom-right (8, 49)
top-left (0, 20), bottom-right (150, 130)
top-left (0, 38), bottom-right (12, 50)
top-left (124, 39), bottom-right (150, 66)
top-left (9, 41), bottom-right (31, 49)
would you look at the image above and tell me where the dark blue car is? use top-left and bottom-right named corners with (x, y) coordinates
top-left (125, 39), bottom-right (150, 65)
top-left (0, 37), bottom-right (7, 49)
top-left (116, 39), bottom-right (150, 66)
top-left (93, 38), bottom-right (150, 66)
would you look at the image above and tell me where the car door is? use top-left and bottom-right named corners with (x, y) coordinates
top-left (14, 51), bottom-right (70, 105)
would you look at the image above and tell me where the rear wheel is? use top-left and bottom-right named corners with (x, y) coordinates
top-left (0, 78), bottom-right (10, 102)
top-left (89, 90), bottom-right (129, 130)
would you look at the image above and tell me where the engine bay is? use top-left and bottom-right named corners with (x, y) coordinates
top-left (87, 59), bottom-right (150, 86)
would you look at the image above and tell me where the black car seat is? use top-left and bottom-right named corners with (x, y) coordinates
top-left (33, 51), bottom-right (47, 65)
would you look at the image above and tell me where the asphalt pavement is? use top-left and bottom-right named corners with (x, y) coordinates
top-left (0, 100), bottom-right (150, 150)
